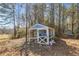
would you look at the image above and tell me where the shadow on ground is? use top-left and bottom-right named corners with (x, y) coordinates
top-left (0, 38), bottom-right (79, 56)
top-left (24, 38), bottom-right (79, 56)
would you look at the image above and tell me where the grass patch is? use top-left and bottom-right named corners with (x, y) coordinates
top-left (0, 34), bottom-right (11, 42)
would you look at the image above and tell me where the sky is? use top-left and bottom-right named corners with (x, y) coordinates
top-left (64, 3), bottom-right (71, 9)
top-left (0, 4), bottom-right (26, 29)
top-left (0, 3), bottom-right (72, 29)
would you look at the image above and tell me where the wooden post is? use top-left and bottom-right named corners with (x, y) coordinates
top-left (47, 28), bottom-right (49, 45)
top-left (37, 29), bottom-right (39, 43)
top-left (53, 29), bottom-right (55, 37)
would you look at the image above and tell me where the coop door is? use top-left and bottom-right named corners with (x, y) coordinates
top-left (38, 30), bottom-right (48, 44)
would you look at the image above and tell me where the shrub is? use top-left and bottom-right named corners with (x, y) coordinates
top-left (53, 36), bottom-right (60, 42)
top-left (16, 29), bottom-right (26, 38)
top-left (10, 29), bottom-right (26, 39)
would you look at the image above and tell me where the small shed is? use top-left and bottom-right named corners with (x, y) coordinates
top-left (29, 24), bottom-right (55, 45)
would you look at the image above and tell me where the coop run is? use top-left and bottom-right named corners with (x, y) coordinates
top-left (29, 24), bottom-right (55, 45)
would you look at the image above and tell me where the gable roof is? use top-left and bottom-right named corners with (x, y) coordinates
top-left (29, 24), bottom-right (48, 30)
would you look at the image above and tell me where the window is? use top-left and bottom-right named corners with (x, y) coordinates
top-left (39, 30), bottom-right (47, 36)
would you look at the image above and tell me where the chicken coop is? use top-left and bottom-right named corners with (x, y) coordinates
top-left (28, 24), bottom-right (55, 45)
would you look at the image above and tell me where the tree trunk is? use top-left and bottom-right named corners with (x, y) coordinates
top-left (13, 4), bottom-right (17, 38)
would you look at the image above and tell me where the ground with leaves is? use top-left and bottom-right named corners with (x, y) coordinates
top-left (0, 37), bottom-right (79, 56)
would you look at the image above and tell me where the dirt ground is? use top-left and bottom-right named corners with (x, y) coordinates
top-left (0, 38), bottom-right (79, 56)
